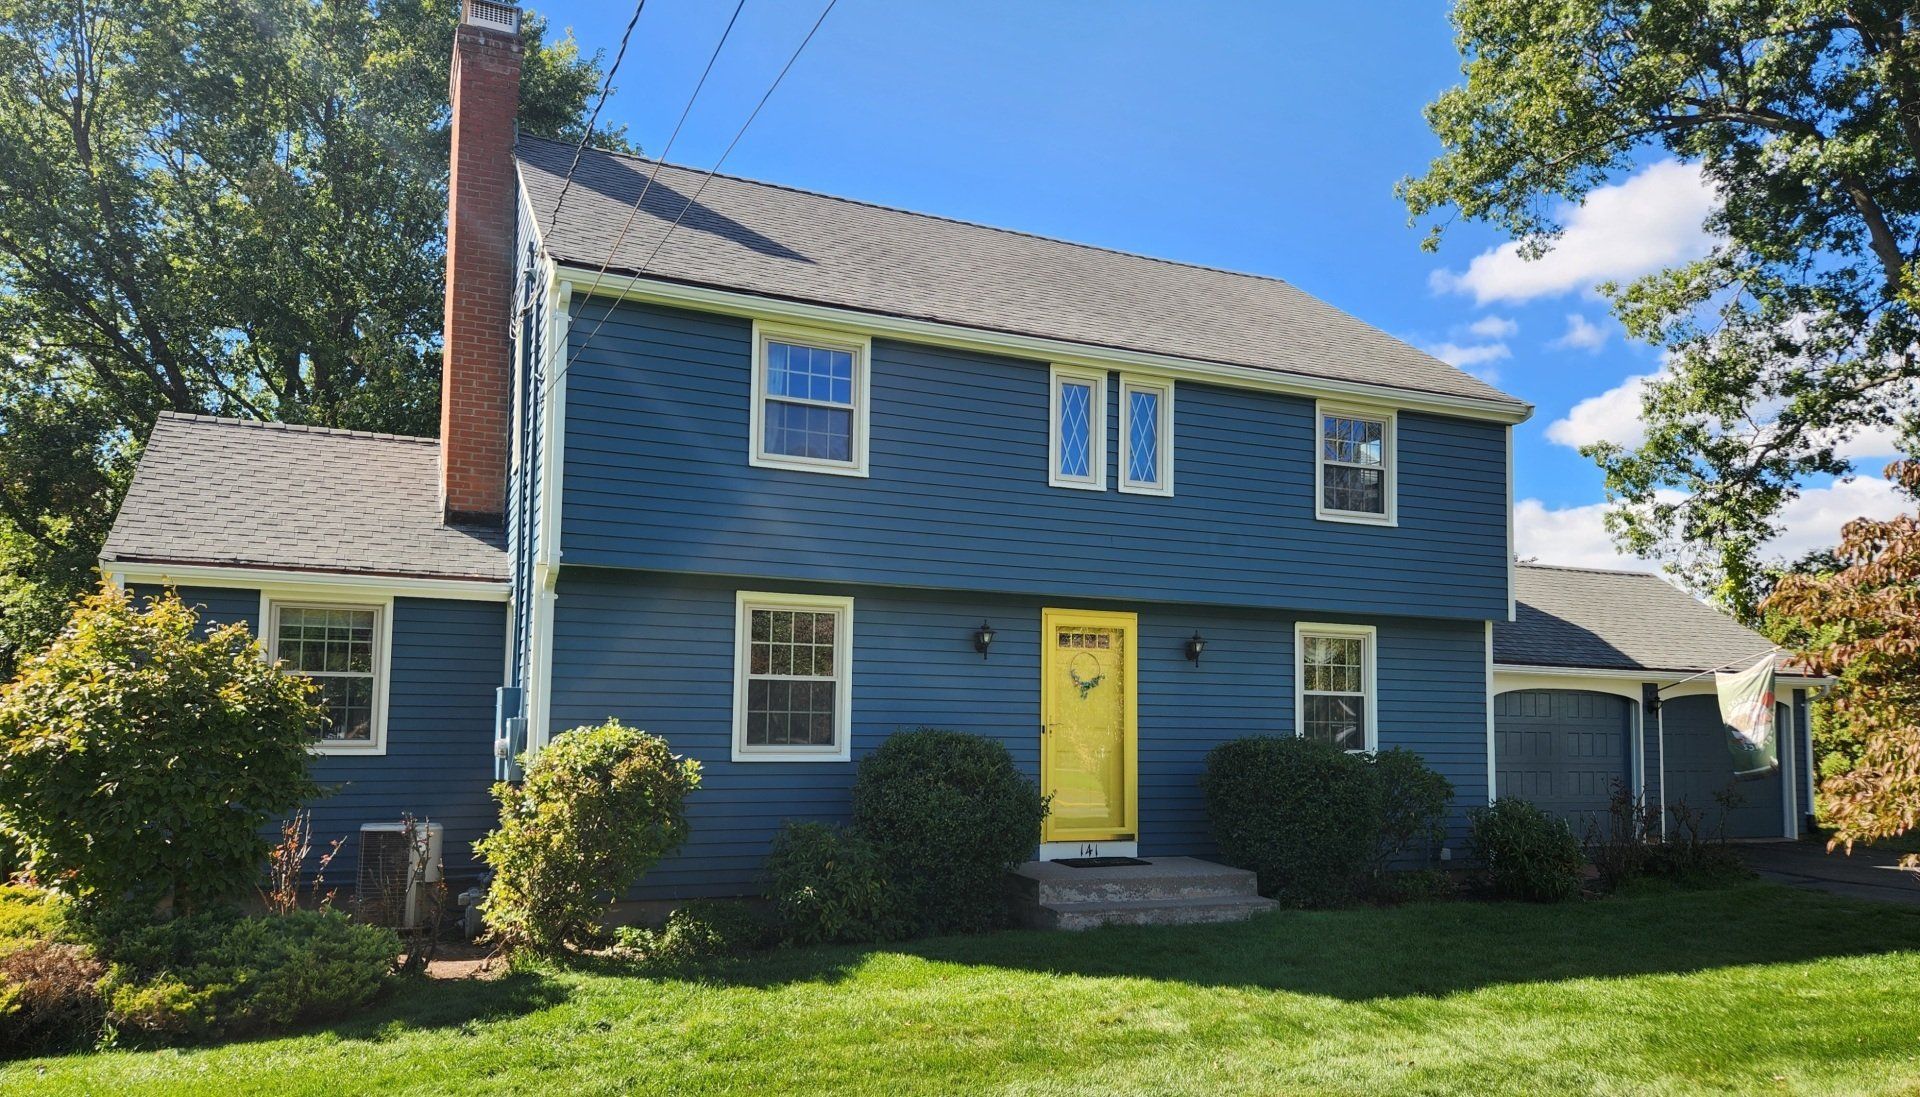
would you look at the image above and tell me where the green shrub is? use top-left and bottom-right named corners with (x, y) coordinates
top-left (99, 909), bottom-right (397, 1041)
top-left (1468, 798), bottom-right (1585, 902)
top-left (0, 586), bottom-right (323, 916)
top-left (0, 884), bottom-right (68, 950)
top-left (1368, 748), bottom-right (1454, 871)
top-left (0, 938), bottom-right (105, 1056)
top-left (764, 822), bottom-right (892, 945)
top-left (1585, 778), bottom-right (1661, 889)
top-left (475, 720), bottom-right (701, 955)
top-left (1201, 736), bottom-right (1384, 906)
top-left (850, 729), bottom-right (1047, 935)
top-left (615, 899), bottom-right (770, 963)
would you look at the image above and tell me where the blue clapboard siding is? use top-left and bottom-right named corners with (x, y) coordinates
top-left (548, 567), bottom-right (1490, 899)
top-left (559, 298), bottom-right (1510, 622)
top-left (134, 586), bottom-right (503, 880)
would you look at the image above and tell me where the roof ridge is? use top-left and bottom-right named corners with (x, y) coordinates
top-left (519, 136), bottom-right (1413, 312)
top-left (1515, 561), bottom-right (1670, 580)
top-left (154, 411), bottom-right (439, 446)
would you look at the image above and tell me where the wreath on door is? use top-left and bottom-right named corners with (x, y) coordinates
top-left (1068, 651), bottom-right (1105, 699)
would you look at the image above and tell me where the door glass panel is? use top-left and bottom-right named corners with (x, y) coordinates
top-left (1045, 622), bottom-right (1128, 837)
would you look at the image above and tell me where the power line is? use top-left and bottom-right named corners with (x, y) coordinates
top-left (546, 0), bottom-right (839, 397)
top-left (541, 0), bottom-right (649, 230)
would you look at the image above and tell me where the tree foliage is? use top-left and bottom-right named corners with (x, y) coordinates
top-left (0, 0), bottom-right (617, 671)
top-left (1765, 460), bottom-right (1920, 851)
top-left (1403, 1), bottom-right (1920, 617)
top-left (0, 586), bottom-right (324, 915)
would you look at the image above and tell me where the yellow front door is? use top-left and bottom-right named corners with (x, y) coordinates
top-left (1041, 608), bottom-right (1138, 843)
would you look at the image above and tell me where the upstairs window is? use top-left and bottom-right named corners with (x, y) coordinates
top-left (1296, 623), bottom-right (1376, 753)
top-left (1119, 377), bottom-right (1173, 495)
top-left (750, 323), bottom-right (870, 476)
top-left (267, 600), bottom-right (389, 755)
top-left (1049, 364), bottom-right (1107, 490)
top-left (1316, 403), bottom-right (1395, 524)
top-left (732, 592), bottom-right (854, 762)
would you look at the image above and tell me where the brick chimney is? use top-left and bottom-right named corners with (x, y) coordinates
top-left (440, 0), bottom-right (523, 526)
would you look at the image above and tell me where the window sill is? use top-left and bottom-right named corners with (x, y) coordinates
top-left (1315, 508), bottom-right (1396, 527)
top-left (1117, 480), bottom-right (1173, 497)
top-left (311, 742), bottom-right (388, 758)
top-left (730, 749), bottom-right (852, 763)
top-left (749, 452), bottom-right (869, 478)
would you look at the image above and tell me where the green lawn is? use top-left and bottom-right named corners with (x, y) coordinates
top-left (10, 881), bottom-right (1920, 1095)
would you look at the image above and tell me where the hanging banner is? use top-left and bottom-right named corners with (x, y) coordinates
top-left (1715, 654), bottom-right (1779, 777)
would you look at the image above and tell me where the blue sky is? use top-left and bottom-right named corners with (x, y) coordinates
top-left (529, 0), bottom-right (1902, 569)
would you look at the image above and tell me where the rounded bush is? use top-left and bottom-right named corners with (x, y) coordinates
top-left (764, 821), bottom-right (892, 945)
top-left (0, 939), bottom-right (105, 1056)
top-left (1201, 735), bottom-right (1383, 906)
top-left (850, 729), bottom-right (1047, 935)
top-left (1468, 798), bottom-right (1585, 902)
top-left (1368, 747), bottom-right (1455, 871)
top-left (617, 899), bottom-right (771, 963)
top-left (475, 720), bottom-right (702, 955)
top-left (0, 586), bottom-right (324, 916)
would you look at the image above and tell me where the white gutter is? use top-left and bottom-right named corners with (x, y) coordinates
top-left (105, 560), bottom-right (508, 602)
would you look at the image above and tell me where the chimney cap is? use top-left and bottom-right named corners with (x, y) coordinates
top-left (461, 0), bottom-right (520, 35)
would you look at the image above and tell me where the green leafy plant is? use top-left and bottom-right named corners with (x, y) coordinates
top-left (764, 822), bottom-right (892, 946)
top-left (1469, 798), bottom-right (1584, 903)
top-left (0, 884), bottom-right (68, 949)
top-left (614, 899), bottom-right (771, 964)
top-left (1368, 747), bottom-right (1455, 872)
top-left (98, 909), bottom-right (397, 1042)
top-left (850, 729), bottom-right (1047, 936)
top-left (1584, 779), bottom-right (1661, 890)
top-left (0, 586), bottom-right (323, 916)
top-left (475, 720), bottom-right (701, 955)
top-left (1201, 736), bottom-right (1384, 907)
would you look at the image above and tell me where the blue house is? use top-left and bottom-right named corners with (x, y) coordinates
top-left (98, 2), bottom-right (1817, 902)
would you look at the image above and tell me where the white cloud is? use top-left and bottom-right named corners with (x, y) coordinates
top-left (1551, 313), bottom-right (1609, 352)
top-left (1431, 160), bottom-right (1716, 304)
top-left (1468, 315), bottom-right (1518, 340)
top-left (1517, 476), bottom-right (1910, 572)
top-left (1545, 370), bottom-right (1661, 451)
top-left (1424, 341), bottom-right (1511, 369)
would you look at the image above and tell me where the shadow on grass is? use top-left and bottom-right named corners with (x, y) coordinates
top-left (618, 881), bottom-right (1920, 1002)
top-left (311, 969), bottom-right (571, 1044)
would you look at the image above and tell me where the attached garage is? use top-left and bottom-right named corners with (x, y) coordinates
top-left (1493, 564), bottom-right (1823, 841)
top-left (1494, 689), bottom-right (1632, 830)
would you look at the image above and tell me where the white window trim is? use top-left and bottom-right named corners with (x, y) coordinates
top-left (748, 320), bottom-right (872, 477)
top-left (1294, 621), bottom-right (1378, 753)
top-left (261, 592), bottom-right (395, 757)
top-left (1314, 401), bottom-right (1397, 526)
top-left (731, 591), bottom-right (854, 762)
top-left (1118, 376), bottom-right (1175, 496)
top-left (1049, 363), bottom-right (1108, 490)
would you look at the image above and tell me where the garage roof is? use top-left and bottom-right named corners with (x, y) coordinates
top-left (1497, 564), bottom-right (1786, 676)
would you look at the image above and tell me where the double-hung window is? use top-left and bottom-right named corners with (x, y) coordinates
top-left (1295, 623), bottom-right (1376, 753)
top-left (1316, 403), bottom-right (1395, 524)
top-left (750, 322), bottom-right (870, 476)
top-left (1049, 364), bottom-right (1107, 489)
top-left (266, 600), bottom-right (391, 755)
top-left (1119, 377), bottom-right (1173, 495)
top-left (732, 592), bottom-right (854, 761)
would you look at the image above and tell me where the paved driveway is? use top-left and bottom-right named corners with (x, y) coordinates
top-left (1740, 840), bottom-right (1920, 905)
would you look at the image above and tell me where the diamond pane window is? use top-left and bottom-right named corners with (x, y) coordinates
top-left (1318, 410), bottom-right (1391, 518)
top-left (1121, 378), bottom-right (1171, 493)
top-left (754, 331), bottom-right (865, 473)
top-left (1299, 630), bottom-right (1372, 753)
top-left (1050, 367), bottom-right (1106, 488)
top-left (271, 604), bottom-right (381, 745)
top-left (735, 595), bottom-right (852, 760)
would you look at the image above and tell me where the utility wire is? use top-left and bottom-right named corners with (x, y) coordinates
top-left (542, 0), bottom-right (649, 229)
top-left (546, 0), bottom-right (839, 396)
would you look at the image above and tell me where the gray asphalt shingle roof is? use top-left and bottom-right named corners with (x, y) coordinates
top-left (515, 136), bottom-right (1528, 411)
top-left (1497, 564), bottom-right (1783, 676)
top-left (101, 413), bottom-right (507, 582)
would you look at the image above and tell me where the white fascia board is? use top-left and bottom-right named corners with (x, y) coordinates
top-left (106, 560), bottom-right (507, 601)
top-left (553, 266), bottom-right (1535, 425)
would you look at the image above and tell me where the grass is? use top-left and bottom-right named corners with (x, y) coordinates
top-left (8, 881), bottom-right (1920, 1095)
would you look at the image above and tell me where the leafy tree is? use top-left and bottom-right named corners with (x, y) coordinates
top-left (1765, 461), bottom-right (1920, 853)
top-left (1402, 1), bottom-right (1920, 617)
top-left (0, 586), bottom-right (324, 915)
top-left (0, 0), bottom-right (620, 672)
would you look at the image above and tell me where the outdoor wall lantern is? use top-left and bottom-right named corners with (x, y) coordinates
top-left (973, 621), bottom-right (996, 659)
top-left (1185, 630), bottom-right (1206, 664)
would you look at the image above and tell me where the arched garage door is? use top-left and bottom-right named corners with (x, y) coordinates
top-left (1660, 695), bottom-right (1786, 839)
top-left (1495, 689), bottom-right (1632, 828)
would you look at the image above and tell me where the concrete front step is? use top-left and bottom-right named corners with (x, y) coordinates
top-left (1008, 856), bottom-right (1277, 930)
top-left (1033, 894), bottom-right (1280, 931)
